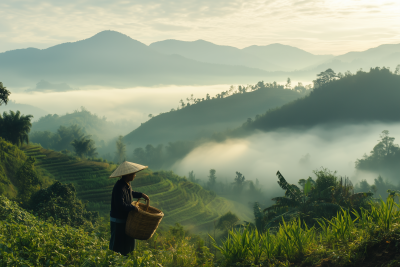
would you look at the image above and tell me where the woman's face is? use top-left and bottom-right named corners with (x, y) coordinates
top-left (127, 173), bottom-right (136, 182)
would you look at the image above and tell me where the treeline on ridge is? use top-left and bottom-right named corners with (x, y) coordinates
top-left (123, 80), bottom-right (308, 147)
top-left (238, 67), bottom-right (400, 133)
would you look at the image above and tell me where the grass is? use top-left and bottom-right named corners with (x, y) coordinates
top-left (211, 197), bottom-right (400, 266)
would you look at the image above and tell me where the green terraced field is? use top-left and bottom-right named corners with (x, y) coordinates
top-left (22, 145), bottom-right (252, 231)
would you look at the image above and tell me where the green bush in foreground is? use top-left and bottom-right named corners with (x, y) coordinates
top-left (211, 197), bottom-right (400, 266)
top-left (0, 196), bottom-right (213, 267)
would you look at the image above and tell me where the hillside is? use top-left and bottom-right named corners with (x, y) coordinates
top-left (0, 138), bottom-right (26, 198)
top-left (30, 107), bottom-right (124, 142)
top-left (149, 39), bottom-right (285, 71)
top-left (0, 30), bottom-right (268, 87)
top-left (308, 43), bottom-right (400, 75)
top-left (237, 67), bottom-right (400, 134)
top-left (242, 43), bottom-right (333, 71)
top-left (2, 191), bottom-right (400, 267)
top-left (124, 84), bottom-right (304, 148)
top-left (22, 145), bottom-right (252, 231)
top-left (150, 40), bottom-right (333, 72)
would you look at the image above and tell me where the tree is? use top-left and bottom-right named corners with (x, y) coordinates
top-left (0, 111), bottom-right (33, 146)
top-left (313, 68), bottom-right (337, 88)
top-left (188, 171), bottom-right (196, 183)
top-left (216, 211), bottom-right (239, 231)
top-left (208, 169), bottom-right (217, 189)
top-left (234, 171), bottom-right (245, 186)
top-left (395, 64), bottom-right (400, 75)
top-left (71, 137), bottom-right (97, 158)
top-left (53, 125), bottom-right (85, 151)
top-left (15, 157), bottom-right (41, 204)
top-left (233, 171), bottom-right (246, 194)
top-left (30, 181), bottom-right (99, 227)
top-left (378, 130), bottom-right (397, 156)
top-left (0, 82), bottom-right (10, 106)
top-left (115, 135), bottom-right (126, 163)
top-left (285, 77), bottom-right (291, 89)
top-left (356, 130), bottom-right (400, 178)
top-left (313, 168), bottom-right (337, 193)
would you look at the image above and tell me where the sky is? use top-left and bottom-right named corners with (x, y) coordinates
top-left (1, 0), bottom-right (399, 55)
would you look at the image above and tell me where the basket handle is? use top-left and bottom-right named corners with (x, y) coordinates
top-left (135, 198), bottom-right (150, 211)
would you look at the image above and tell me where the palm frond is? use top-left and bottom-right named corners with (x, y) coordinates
top-left (276, 171), bottom-right (302, 202)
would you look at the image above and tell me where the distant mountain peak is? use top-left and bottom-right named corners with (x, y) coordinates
top-left (48, 30), bottom-right (148, 51)
top-left (89, 30), bottom-right (132, 40)
top-left (83, 30), bottom-right (145, 46)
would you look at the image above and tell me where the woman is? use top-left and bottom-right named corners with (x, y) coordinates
top-left (109, 161), bottom-right (150, 256)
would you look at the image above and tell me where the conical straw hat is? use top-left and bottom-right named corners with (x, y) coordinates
top-left (109, 161), bottom-right (148, 178)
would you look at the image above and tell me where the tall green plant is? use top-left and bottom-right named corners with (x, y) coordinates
top-left (0, 110), bottom-right (32, 146)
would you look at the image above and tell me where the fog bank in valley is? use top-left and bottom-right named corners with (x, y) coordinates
top-left (10, 84), bottom-right (232, 124)
top-left (172, 123), bottom-right (400, 196)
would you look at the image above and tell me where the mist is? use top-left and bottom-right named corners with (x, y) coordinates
top-left (9, 84), bottom-right (235, 125)
top-left (9, 79), bottom-right (308, 124)
top-left (172, 123), bottom-right (400, 196)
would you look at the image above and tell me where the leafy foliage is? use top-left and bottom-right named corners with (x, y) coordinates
top-left (0, 82), bottom-right (10, 106)
top-left (213, 197), bottom-right (400, 266)
top-left (15, 156), bottom-right (41, 204)
top-left (0, 110), bottom-right (32, 146)
top-left (71, 136), bottom-right (97, 158)
top-left (29, 181), bottom-right (99, 228)
top-left (263, 169), bottom-right (372, 229)
top-left (356, 130), bottom-right (400, 180)
top-left (216, 212), bottom-right (239, 231)
top-left (0, 137), bottom-right (27, 197)
top-left (313, 68), bottom-right (338, 88)
top-left (0, 195), bottom-right (214, 267)
top-left (31, 124), bottom-right (86, 152)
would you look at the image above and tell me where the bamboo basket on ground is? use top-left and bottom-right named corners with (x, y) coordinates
top-left (125, 198), bottom-right (164, 240)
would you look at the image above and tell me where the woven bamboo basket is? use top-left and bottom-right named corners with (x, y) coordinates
top-left (125, 198), bottom-right (164, 240)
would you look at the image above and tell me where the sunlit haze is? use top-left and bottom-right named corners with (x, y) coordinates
top-left (173, 123), bottom-right (400, 192)
top-left (0, 0), bottom-right (399, 54)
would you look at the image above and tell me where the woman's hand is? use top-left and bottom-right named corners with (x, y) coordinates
top-left (142, 193), bottom-right (150, 201)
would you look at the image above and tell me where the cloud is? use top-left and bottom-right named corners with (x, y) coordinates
top-left (151, 23), bottom-right (191, 32)
top-left (0, 0), bottom-right (399, 55)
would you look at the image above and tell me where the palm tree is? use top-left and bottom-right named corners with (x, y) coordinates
top-left (0, 111), bottom-right (33, 146)
top-left (262, 171), bottom-right (373, 229)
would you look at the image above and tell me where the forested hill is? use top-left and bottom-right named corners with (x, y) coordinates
top-left (124, 83), bottom-right (305, 147)
top-left (236, 67), bottom-right (400, 134)
top-left (30, 107), bottom-right (131, 144)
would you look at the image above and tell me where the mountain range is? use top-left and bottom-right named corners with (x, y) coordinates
top-left (1, 30), bottom-right (399, 88)
top-left (150, 40), bottom-right (333, 71)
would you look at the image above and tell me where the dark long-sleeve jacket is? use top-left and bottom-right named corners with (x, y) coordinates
top-left (110, 179), bottom-right (143, 220)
